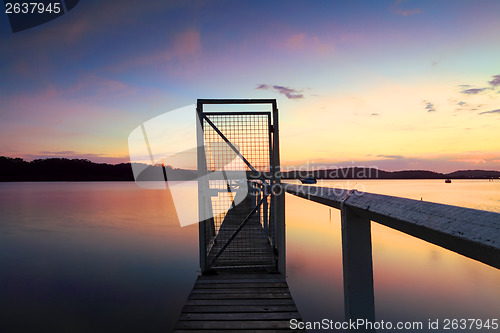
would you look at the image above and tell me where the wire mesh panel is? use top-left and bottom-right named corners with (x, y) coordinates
top-left (197, 101), bottom-right (279, 272)
top-left (203, 113), bottom-right (271, 235)
top-left (203, 113), bottom-right (271, 173)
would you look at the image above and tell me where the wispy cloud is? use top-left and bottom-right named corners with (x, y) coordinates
top-left (389, 0), bottom-right (421, 16)
top-left (256, 84), bottom-right (304, 99)
top-left (284, 33), bottom-right (334, 55)
top-left (423, 100), bottom-right (436, 112)
top-left (461, 88), bottom-right (489, 95)
top-left (370, 113), bottom-right (380, 116)
top-left (457, 101), bottom-right (467, 106)
top-left (376, 154), bottom-right (404, 159)
top-left (479, 109), bottom-right (500, 115)
top-left (489, 75), bottom-right (500, 87)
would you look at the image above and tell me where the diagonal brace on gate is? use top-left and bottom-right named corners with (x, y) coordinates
top-left (203, 115), bottom-right (270, 188)
top-left (206, 194), bottom-right (268, 269)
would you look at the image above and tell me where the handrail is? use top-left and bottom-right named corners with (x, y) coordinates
top-left (282, 183), bottom-right (500, 331)
top-left (283, 183), bottom-right (500, 268)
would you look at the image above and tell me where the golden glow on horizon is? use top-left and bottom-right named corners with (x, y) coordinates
top-left (278, 80), bottom-right (499, 170)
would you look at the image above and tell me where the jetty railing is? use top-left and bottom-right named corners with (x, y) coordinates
top-left (282, 183), bottom-right (500, 328)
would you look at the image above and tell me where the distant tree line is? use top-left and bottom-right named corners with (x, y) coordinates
top-left (281, 167), bottom-right (500, 179)
top-left (0, 156), bottom-right (499, 181)
top-left (0, 157), bottom-right (197, 181)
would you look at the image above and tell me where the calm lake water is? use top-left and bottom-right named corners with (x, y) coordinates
top-left (0, 180), bottom-right (499, 332)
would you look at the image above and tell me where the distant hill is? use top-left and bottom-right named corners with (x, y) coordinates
top-left (0, 156), bottom-right (197, 181)
top-left (281, 167), bottom-right (500, 179)
top-left (0, 156), bottom-right (499, 181)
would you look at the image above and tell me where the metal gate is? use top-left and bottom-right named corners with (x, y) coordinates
top-left (196, 99), bottom-right (285, 273)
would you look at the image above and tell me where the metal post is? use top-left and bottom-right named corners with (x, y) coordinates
top-left (263, 186), bottom-right (269, 234)
top-left (341, 204), bottom-right (375, 330)
top-left (272, 101), bottom-right (285, 274)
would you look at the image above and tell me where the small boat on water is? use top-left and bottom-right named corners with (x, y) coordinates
top-left (300, 176), bottom-right (317, 184)
top-left (445, 179), bottom-right (451, 183)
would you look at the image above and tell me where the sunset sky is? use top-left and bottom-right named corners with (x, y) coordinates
top-left (1, 0), bottom-right (499, 172)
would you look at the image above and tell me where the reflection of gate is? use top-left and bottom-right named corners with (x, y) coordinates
top-left (197, 99), bottom-right (285, 273)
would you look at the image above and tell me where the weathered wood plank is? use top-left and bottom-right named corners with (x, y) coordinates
top-left (190, 287), bottom-right (290, 294)
top-left (283, 183), bottom-right (500, 269)
top-left (176, 272), bottom-right (302, 331)
top-left (188, 292), bottom-right (291, 300)
top-left (174, 329), bottom-right (305, 333)
top-left (198, 273), bottom-right (285, 281)
top-left (181, 305), bottom-right (299, 313)
top-left (178, 311), bottom-right (301, 321)
top-left (195, 278), bottom-right (286, 284)
top-left (194, 282), bottom-right (288, 289)
top-left (175, 320), bottom-right (296, 330)
top-left (183, 299), bottom-right (296, 306)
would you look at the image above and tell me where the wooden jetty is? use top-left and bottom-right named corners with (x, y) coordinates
top-left (174, 99), bottom-right (302, 331)
top-left (175, 193), bottom-right (303, 332)
top-left (174, 273), bottom-right (302, 331)
top-left (174, 98), bottom-right (500, 332)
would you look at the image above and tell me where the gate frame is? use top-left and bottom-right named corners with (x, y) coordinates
top-left (196, 99), bottom-right (285, 274)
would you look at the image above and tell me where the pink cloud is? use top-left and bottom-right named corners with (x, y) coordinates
top-left (286, 33), bottom-right (306, 50)
top-left (107, 29), bottom-right (202, 77)
top-left (284, 33), bottom-right (334, 55)
top-left (390, 0), bottom-right (422, 16)
top-left (173, 30), bottom-right (202, 58)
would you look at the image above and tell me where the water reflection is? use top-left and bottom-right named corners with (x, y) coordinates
top-left (285, 180), bottom-right (500, 332)
top-left (0, 182), bottom-right (198, 333)
top-left (1, 181), bottom-right (499, 333)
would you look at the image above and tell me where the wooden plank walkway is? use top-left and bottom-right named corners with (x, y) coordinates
top-left (174, 273), bottom-right (304, 332)
top-left (175, 191), bottom-right (304, 331)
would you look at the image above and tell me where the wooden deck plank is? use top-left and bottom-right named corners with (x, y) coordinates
top-left (176, 191), bottom-right (301, 331)
top-left (183, 299), bottom-right (296, 306)
top-left (174, 330), bottom-right (305, 333)
top-left (188, 293), bottom-right (292, 300)
top-left (174, 329), bottom-right (306, 333)
top-left (176, 273), bottom-right (303, 331)
top-left (178, 312), bottom-right (301, 321)
top-left (190, 287), bottom-right (290, 294)
top-left (175, 320), bottom-right (297, 330)
top-left (181, 305), bottom-right (299, 313)
top-left (194, 282), bottom-right (288, 289)
top-left (195, 278), bottom-right (286, 284)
